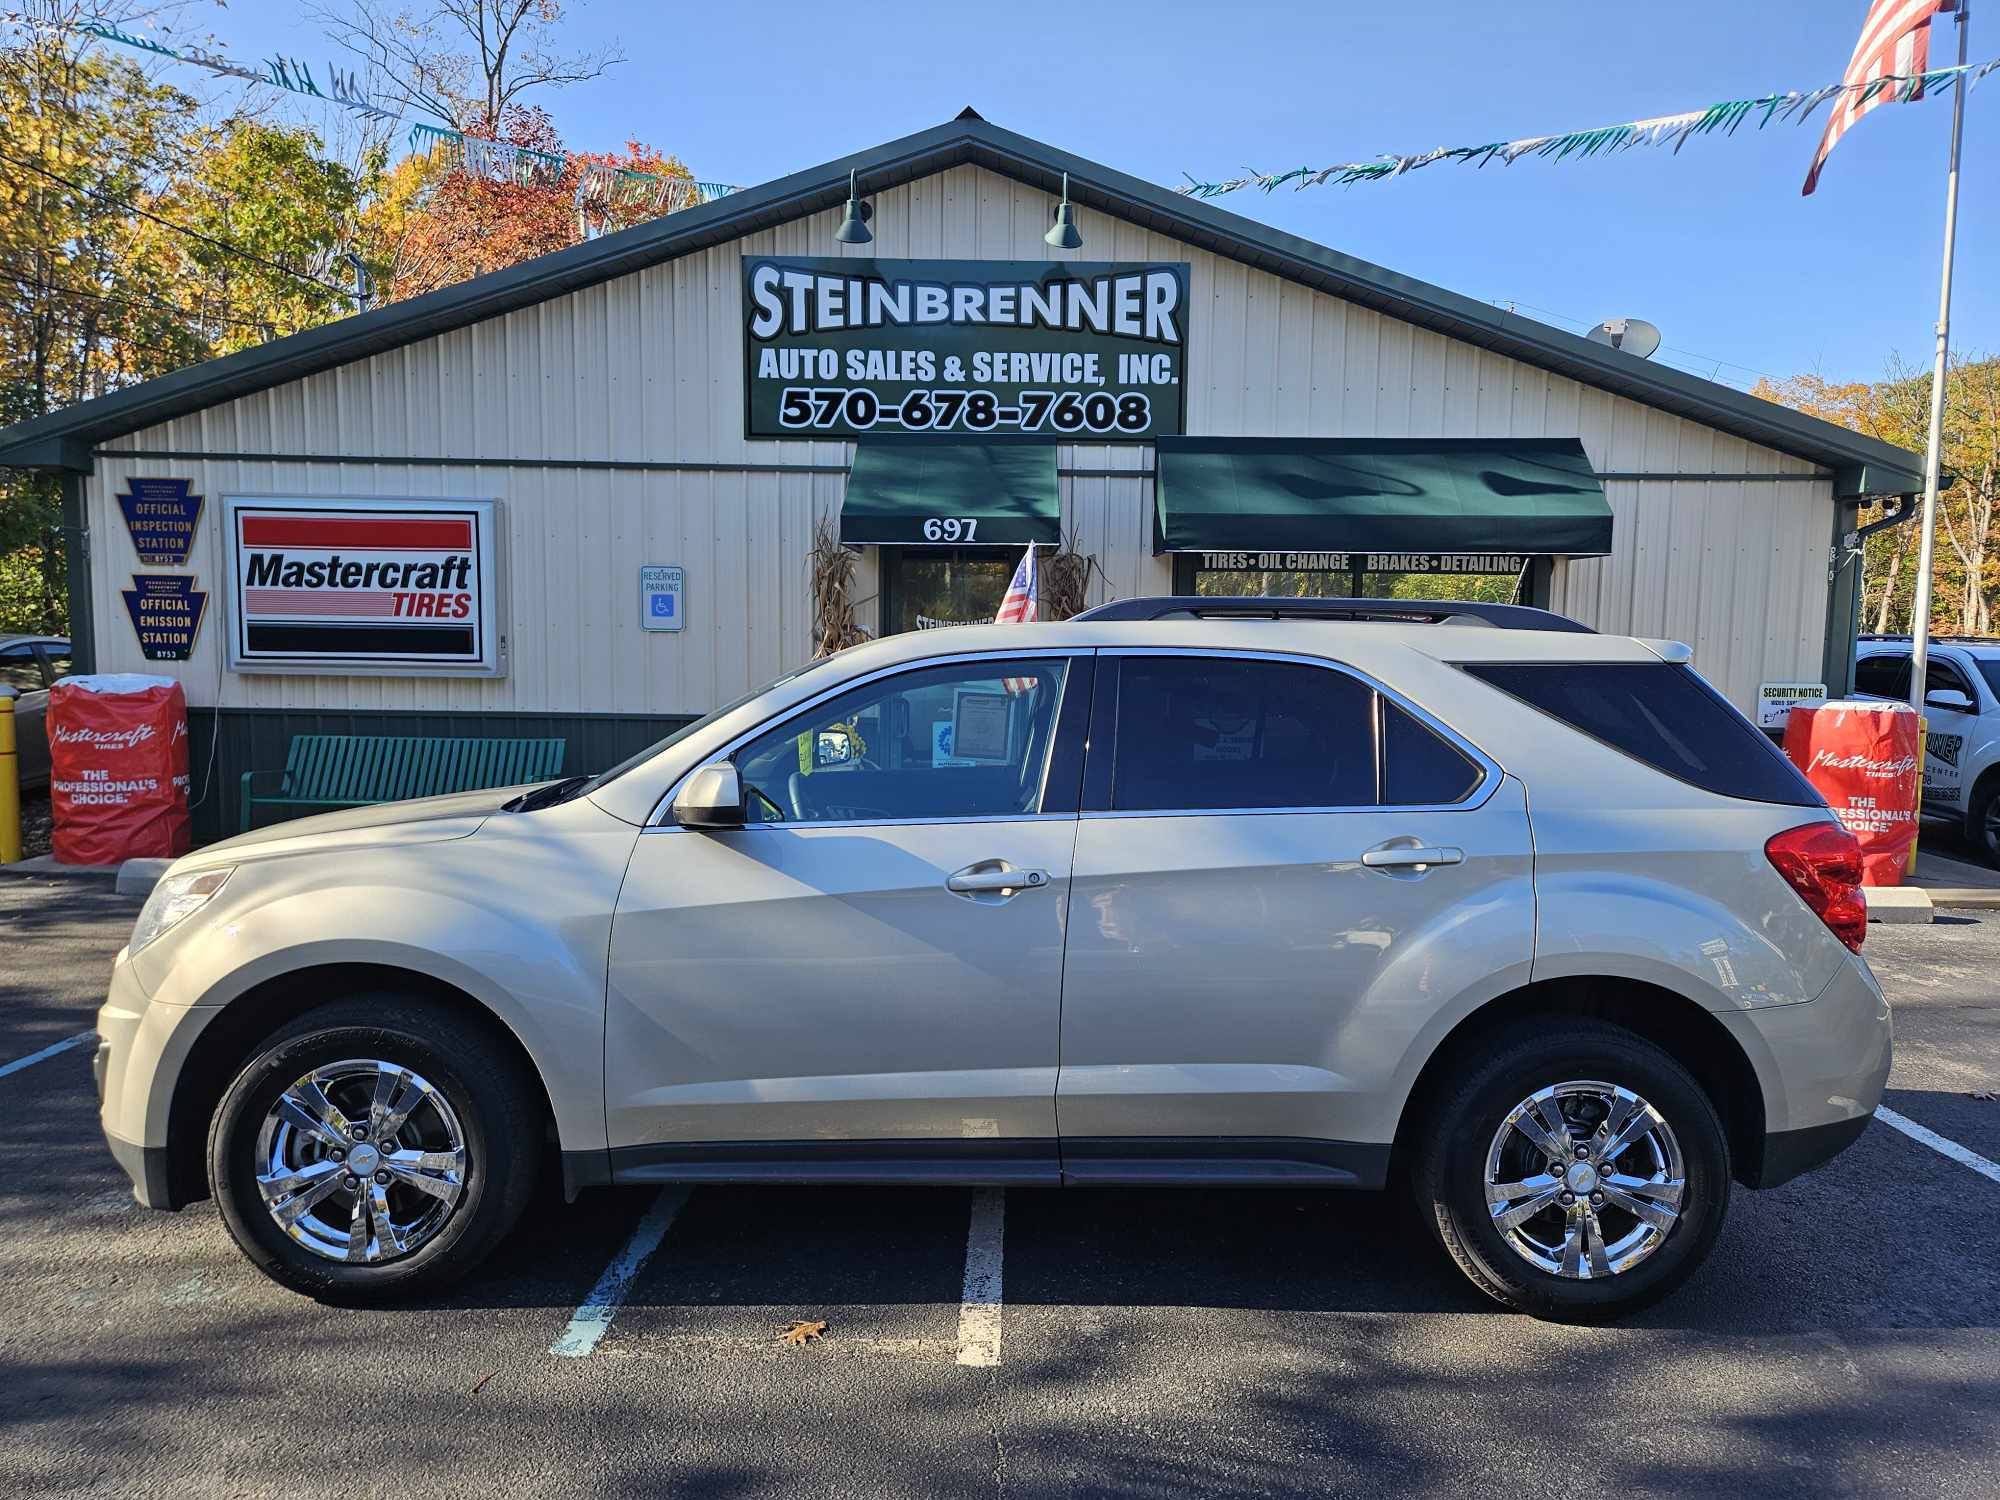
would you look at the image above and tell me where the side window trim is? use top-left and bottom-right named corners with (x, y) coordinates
top-left (648, 648), bottom-right (1094, 828)
top-left (1078, 647), bottom-right (1497, 818)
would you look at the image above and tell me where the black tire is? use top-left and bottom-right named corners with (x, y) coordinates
top-left (1966, 776), bottom-right (2000, 868)
top-left (1413, 1018), bottom-right (1729, 1322)
top-left (207, 994), bottom-right (540, 1304)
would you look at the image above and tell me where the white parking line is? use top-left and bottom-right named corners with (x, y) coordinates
top-left (1875, 1105), bottom-right (2000, 1186)
top-left (0, 1030), bottom-right (96, 1082)
top-left (956, 1188), bottom-right (1005, 1368)
top-left (550, 1186), bottom-right (689, 1358)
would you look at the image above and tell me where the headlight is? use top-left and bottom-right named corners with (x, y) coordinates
top-left (130, 867), bottom-right (234, 955)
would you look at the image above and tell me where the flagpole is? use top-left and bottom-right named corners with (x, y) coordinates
top-left (1907, 0), bottom-right (1970, 718)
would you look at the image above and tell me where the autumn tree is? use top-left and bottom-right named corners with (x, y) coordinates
top-left (1754, 357), bottom-right (2000, 638)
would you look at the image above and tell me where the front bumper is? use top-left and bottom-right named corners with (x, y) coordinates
top-left (96, 948), bottom-right (217, 1211)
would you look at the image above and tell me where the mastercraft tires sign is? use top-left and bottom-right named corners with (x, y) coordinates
top-left (222, 497), bottom-right (502, 675)
top-left (743, 258), bottom-right (1189, 441)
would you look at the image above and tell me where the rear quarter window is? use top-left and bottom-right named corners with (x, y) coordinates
top-left (1463, 661), bottom-right (1821, 807)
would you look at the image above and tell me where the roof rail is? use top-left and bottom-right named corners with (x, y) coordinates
top-left (1859, 633), bottom-right (2000, 645)
top-left (1071, 596), bottom-right (1596, 633)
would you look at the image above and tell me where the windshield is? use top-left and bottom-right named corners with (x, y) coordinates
top-left (1976, 657), bottom-right (2000, 704)
top-left (578, 654), bottom-right (846, 795)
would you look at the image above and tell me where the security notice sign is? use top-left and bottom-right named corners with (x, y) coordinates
top-left (222, 497), bottom-right (502, 675)
top-left (743, 257), bottom-right (1189, 440)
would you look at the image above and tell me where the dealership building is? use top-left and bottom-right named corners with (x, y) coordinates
top-left (0, 111), bottom-right (1925, 839)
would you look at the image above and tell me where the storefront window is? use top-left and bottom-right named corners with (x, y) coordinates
top-left (1177, 556), bottom-right (1536, 606)
top-left (881, 547), bottom-right (1018, 634)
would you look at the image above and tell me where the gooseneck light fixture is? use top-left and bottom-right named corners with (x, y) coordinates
top-left (1045, 172), bottom-right (1083, 250)
top-left (833, 169), bottom-right (874, 244)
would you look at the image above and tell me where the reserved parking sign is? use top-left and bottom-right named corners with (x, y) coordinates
top-left (640, 565), bottom-right (685, 632)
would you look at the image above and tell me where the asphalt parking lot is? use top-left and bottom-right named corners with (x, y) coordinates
top-left (1, 879), bottom-right (1996, 1499)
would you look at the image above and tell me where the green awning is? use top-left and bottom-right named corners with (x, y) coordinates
top-left (841, 441), bottom-right (1060, 546)
top-left (1154, 437), bottom-right (1612, 556)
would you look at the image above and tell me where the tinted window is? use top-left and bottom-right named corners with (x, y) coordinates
top-left (733, 658), bottom-right (1067, 823)
top-left (1464, 662), bottom-right (1819, 806)
top-left (1854, 654), bottom-right (1909, 699)
top-left (1383, 699), bottom-right (1481, 804)
top-left (1110, 658), bottom-right (1376, 811)
top-left (1976, 658), bottom-right (2000, 703)
top-left (1925, 658), bottom-right (1974, 702)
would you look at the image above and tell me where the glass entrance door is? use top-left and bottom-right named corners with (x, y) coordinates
top-left (881, 547), bottom-right (1019, 635)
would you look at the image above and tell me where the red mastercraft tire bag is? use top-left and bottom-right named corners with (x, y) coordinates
top-left (48, 674), bottom-right (191, 865)
top-left (1781, 698), bottom-right (1921, 886)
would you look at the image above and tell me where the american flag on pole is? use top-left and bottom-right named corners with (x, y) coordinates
top-left (995, 545), bottom-right (1038, 624)
top-left (995, 545), bottom-right (1038, 692)
top-left (1803, 0), bottom-right (1958, 195)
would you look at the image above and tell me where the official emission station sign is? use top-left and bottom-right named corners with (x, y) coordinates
top-left (743, 258), bottom-right (1189, 441)
top-left (221, 497), bottom-right (501, 675)
top-left (120, 574), bottom-right (208, 662)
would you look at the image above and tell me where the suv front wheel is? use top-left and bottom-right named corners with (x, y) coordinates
top-left (1415, 1019), bottom-right (1729, 1321)
top-left (207, 994), bottom-right (540, 1303)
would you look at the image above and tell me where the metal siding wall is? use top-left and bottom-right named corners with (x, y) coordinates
top-left (89, 163), bottom-right (1832, 716)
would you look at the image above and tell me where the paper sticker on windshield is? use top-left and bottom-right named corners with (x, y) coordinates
top-left (951, 691), bottom-right (1012, 763)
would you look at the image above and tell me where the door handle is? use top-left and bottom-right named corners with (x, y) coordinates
top-left (946, 864), bottom-right (1049, 895)
top-left (1359, 845), bottom-right (1464, 871)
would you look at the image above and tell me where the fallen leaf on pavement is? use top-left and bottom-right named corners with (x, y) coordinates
top-left (1971, 1090), bottom-right (1994, 1102)
top-left (778, 1319), bottom-right (827, 1347)
top-left (470, 1370), bottom-right (496, 1395)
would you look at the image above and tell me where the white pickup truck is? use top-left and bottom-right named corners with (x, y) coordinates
top-left (1854, 635), bottom-right (2000, 866)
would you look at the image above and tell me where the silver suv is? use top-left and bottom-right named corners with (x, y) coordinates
top-left (97, 599), bottom-right (1889, 1321)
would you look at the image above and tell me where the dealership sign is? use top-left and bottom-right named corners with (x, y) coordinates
top-left (743, 257), bottom-right (1189, 441)
top-left (222, 497), bottom-right (501, 675)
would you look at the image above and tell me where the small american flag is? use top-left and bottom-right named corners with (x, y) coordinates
top-left (995, 545), bottom-right (1038, 624)
top-left (1804, 0), bottom-right (1958, 195)
top-left (995, 545), bottom-right (1038, 692)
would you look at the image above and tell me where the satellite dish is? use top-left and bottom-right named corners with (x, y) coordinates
top-left (1588, 317), bottom-right (1662, 359)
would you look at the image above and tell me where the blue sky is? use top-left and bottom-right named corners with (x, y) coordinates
top-left (194, 0), bottom-right (1993, 390)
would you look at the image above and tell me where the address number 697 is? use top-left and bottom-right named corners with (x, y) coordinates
top-left (921, 518), bottom-right (979, 541)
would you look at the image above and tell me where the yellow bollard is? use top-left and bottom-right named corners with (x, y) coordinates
top-left (0, 691), bottom-right (20, 864)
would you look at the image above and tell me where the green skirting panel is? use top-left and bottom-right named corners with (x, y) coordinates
top-left (186, 708), bottom-right (695, 847)
top-left (841, 439), bottom-right (1061, 546)
top-left (1154, 436), bottom-right (1613, 556)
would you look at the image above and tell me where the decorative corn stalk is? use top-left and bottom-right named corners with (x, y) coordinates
top-left (1041, 535), bottom-right (1107, 620)
top-left (808, 515), bottom-right (872, 657)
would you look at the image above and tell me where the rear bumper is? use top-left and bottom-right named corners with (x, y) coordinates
top-left (1724, 953), bottom-right (1891, 1188)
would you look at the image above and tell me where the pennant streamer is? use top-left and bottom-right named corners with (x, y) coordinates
top-left (70, 18), bottom-right (409, 124)
top-left (1180, 55), bottom-right (2000, 199)
top-left (406, 122), bottom-right (739, 220)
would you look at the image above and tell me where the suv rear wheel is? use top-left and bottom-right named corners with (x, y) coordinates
top-left (1415, 1019), bottom-right (1729, 1321)
top-left (207, 994), bottom-right (539, 1303)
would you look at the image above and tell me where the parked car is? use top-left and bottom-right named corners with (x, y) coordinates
top-left (0, 633), bottom-right (73, 789)
top-left (1854, 634), bottom-right (2000, 866)
top-left (97, 599), bottom-right (1889, 1321)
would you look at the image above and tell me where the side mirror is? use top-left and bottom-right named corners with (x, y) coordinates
top-left (671, 762), bottom-right (745, 829)
top-left (1925, 688), bottom-right (1974, 713)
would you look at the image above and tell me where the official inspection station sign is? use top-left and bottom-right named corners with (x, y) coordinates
top-left (116, 478), bottom-right (203, 566)
top-left (743, 258), bottom-right (1189, 440)
top-left (221, 497), bottom-right (501, 674)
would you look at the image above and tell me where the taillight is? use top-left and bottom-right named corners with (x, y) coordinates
top-left (1765, 821), bottom-right (1867, 952)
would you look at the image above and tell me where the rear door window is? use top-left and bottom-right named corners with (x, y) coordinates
top-left (1097, 656), bottom-right (1486, 813)
top-left (1463, 661), bottom-right (1819, 806)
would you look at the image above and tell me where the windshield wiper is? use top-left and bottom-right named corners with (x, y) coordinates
top-left (504, 775), bottom-right (591, 812)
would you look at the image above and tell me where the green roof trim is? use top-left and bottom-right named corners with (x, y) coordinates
top-left (0, 112), bottom-right (1925, 495)
top-left (841, 440), bottom-right (1059, 546)
top-left (1155, 437), bottom-right (1612, 556)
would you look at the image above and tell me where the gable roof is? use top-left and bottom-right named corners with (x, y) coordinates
top-left (0, 110), bottom-right (1923, 495)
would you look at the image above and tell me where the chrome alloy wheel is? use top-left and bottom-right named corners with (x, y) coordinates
top-left (254, 1059), bottom-right (469, 1264)
top-left (1482, 1080), bottom-right (1686, 1280)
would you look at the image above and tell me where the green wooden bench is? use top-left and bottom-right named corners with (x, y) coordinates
top-left (238, 734), bottom-right (568, 832)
